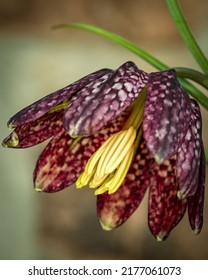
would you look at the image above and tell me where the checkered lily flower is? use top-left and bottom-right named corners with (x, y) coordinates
top-left (2, 61), bottom-right (205, 240)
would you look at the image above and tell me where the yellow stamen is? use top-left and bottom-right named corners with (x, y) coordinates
top-left (96, 127), bottom-right (136, 178)
top-left (85, 133), bottom-right (118, 175)
top-left (102, 145), bottom-right (134, 194)
top-left (94, 173), bottom-right (115, 194)
top-left (102, 126), bottom-right (136, 175)
top-left (76, 89), bottom-right (146, 195)
top-left (95, 130), bottom-right (125, 177)
top-left (76, 170), bottom-right (95, 188)
top-left (89, 174), bottom-right (108, 188)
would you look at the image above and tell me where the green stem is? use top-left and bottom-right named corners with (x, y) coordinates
top-left (53, 23), bottom-right (168, 71)
top-left (179, 78), bottom-right (208, 110)
top-left (175, 67), bottom-right (208, 90)
top-left (166, 0), bottom-right (208, 74)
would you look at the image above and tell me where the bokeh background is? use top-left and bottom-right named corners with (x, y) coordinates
top-left (0, 0), bottom-right (207, 259)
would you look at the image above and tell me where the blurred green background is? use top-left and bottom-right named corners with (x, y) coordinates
top-left (0, 0), bottom-right (208, 259)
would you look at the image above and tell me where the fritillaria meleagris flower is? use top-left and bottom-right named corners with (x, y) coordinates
top-left (2, 61), bottom-right (205, 240)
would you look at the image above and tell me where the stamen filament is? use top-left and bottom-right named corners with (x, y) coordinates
top-left (95, 145), bottom-right (135, 195)
top-left (104, 126), bottom-right (136, 174)
top-left (95, 130), bottom-right (126, 177)
top-left (76, 170), bottom-right (94, 188)
top-left (89, 174), bottom-right (108, 188)
top-left (85, 133), bottom-right (117, 174)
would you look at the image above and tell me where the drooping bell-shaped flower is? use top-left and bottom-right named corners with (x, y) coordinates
top-left (2, 61), bottom-right (206, 240)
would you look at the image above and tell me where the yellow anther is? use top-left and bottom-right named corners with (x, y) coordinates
top-left (89, 174), bottom-right (108, 188)
top-left (94, 185), bottom-right (109, 195)
top-left (96, 129), bottom-right (127, 178)
top-left (94, 174), bottom-right (115, 195)
top-left (104, 126), bottom-right (136, 174)
top-left (85, 133), bottom-right (117, 175)
top-left (76, 170), bottom-right (94, 188)
top-left (107, 145), bottom-right (134, 194)
top-left (94, 145), bottom-right (134, 195)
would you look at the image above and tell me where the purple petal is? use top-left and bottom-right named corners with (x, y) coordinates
top-left (34, 110), bottom-right (130, 192)
top-left (34, 129), bottom-right (91, 192)
top-left (143, 69), bottom-right (192, 162)
top-left (64, 61), bottom-right (148, 137)
top-left (176, 99), bottom-right (203, 198)
top-left (187, 142), bottom-right (205, 234)
top-left (2, 111), bottom-right (63, 148)
top-left (8, 68), bottom-right (112, 128)
top-left (97, 139), bottom-right (151, 230)
top-left (148, 157), bottom-right (187, 241)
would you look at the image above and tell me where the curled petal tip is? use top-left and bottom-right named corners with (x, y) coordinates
top-left (177, 190), bottom-right (187, 199)
top-left (156, 232), bottom-right (166, 241)
top-left (156, 236), bottom-right (164, 242)
top-left (100, 220), bottom-right (113, 231)
top-left (192, 227), bottom-right (201, 235)
top-left (1, 141), bottom-right (7, 148)
top-left (2, 132), bottom-right (19, 148)
top-left (68, 126), bottom-right (79, 138)
top-left (8, 123), bottom-right (15, 130)
top-left (154, 155), bottom-right (164, 164)
top-left (34, 183), bottom-right (43, 192)
top-left (177, 191), bottom-right (182, 199)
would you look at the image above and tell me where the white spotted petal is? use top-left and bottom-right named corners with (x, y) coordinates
top-left (176, 99), bottom-right (203, 198)
top-left (64, 61), bottom-right (149, 137)
top-left (143, 69), bottom-right (192, 162)
top-left (7, 68), bottom-right (112, 128)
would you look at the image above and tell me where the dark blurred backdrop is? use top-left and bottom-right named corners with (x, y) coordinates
top-left (0, 0), bottom-right (207, 260)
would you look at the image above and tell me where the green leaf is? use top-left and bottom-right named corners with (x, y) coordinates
top-left (166, 0), bottom-right (208, 75)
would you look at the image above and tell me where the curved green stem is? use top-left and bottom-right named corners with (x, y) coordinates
top-left (175, 67), bottom-right (208, 90)
top-left (166, 0), bottom-right (208, 74)
top-left (178, 78), bottom-right (208, 109)
top-left (53, 23), bottom-right (208, 110)
top-left (53, 23), bottom-right (168, 71)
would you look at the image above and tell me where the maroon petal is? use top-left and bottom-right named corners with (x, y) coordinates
top-left (2, 111), bottom-right (63, 148)
top-left (64, 61), bottom-right (148, 137)
top-left (148, 157), bottom-right (187, 241)
top-left (187, 142), bottom-right (205, 234)
top-left (97, 139), bottom-right (151, 230)
top-left (143, 69), bottom-right (192, 162)
top-left (34, 110), bottom-right (130, 192)
top-left (8, 68), bottom-right (112, 128)
top-left (176, 99), bottom-right (203, 198)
